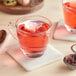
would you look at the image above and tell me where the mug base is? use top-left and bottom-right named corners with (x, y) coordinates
top-left (21, 48), bottom-right (44, 58)
top-left (65, 24), bottom-right (76, 33)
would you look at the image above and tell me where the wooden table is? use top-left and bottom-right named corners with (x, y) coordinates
top-left (0, 0), bottom-right (76, 76)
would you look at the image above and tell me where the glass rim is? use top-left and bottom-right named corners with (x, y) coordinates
top-left (15, 15), bottom-right (52, 34)
top-left (62, 0), bottom-right (76, 12)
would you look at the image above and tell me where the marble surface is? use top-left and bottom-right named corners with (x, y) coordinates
top-left (53, 20), bottom-right (76, 42)
top-left (7, 44), bottom-right (62, 71)
top-left (0, 0), bottom-right (76, 76)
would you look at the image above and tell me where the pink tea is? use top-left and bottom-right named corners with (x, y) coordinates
top-left (63, 1), bottom-right (76, 29)
top-left (17, 20), bottom-right (51, 57)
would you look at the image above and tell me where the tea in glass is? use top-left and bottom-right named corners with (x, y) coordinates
top-left (15, 16), bottom-right (52, 58)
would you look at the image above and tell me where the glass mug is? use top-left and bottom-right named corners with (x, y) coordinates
top-left (8, 16), bottom-right (52, 58)
top-left (62, 0), bottom-right (76, 33)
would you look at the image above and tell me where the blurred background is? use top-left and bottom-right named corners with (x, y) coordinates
top-left (0, 0), bottom-right (63, 25)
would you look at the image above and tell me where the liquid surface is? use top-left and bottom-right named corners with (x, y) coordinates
top-left (18, 20), bottom-right (50, 33)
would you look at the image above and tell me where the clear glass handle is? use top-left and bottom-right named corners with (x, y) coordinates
top-left (7, 21), bottom-right (17, 40)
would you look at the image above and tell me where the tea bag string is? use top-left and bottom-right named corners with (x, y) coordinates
top-left (71, 44), bottom-right (76, 54)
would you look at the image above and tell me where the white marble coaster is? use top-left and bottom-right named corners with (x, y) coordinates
top-left (6, 44), bottom-right (63, 71)
top-left (53, 20), bottom-right (76, 42)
